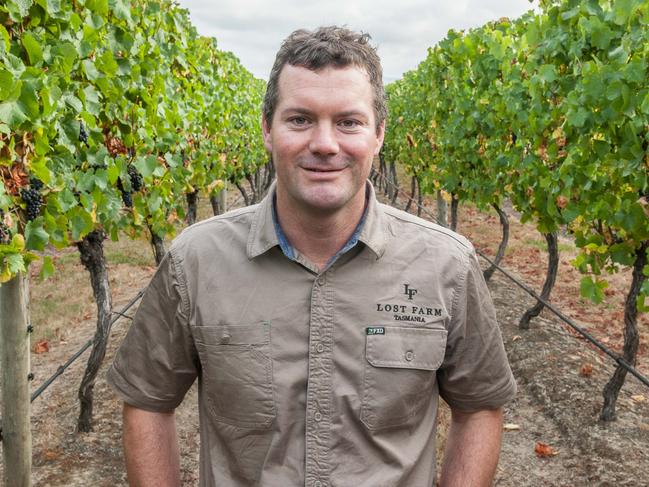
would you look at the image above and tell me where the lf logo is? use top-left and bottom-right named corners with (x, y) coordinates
top-left (404, 284), bottom-right (418, 300)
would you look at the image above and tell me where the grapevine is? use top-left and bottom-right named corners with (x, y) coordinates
top-left (385, 0), bottom-right (649, 420)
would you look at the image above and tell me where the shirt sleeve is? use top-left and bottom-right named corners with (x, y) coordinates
top-left (437, 249), bottom-right (517, 412)
top-left (106, 247), bottom-right (198, 412)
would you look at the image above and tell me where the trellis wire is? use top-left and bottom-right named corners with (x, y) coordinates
top-left (0, 288), bottom-right (145, 443)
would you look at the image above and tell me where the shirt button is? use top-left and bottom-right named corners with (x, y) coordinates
top-left (314, 412), bottom-right (323, 422)
top-left (314, 482), bottom-right (322, 487)
top-left (316, 276), bottom-right (325, 286)
top-left (316, 343), bottom-right (325, 353)
top-left (405, 350), bottom-right (414, 361)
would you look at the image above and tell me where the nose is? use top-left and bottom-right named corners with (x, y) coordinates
top-left (308, 123), bottom-right (339, 156)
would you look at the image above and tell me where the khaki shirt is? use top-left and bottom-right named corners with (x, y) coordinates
top-left (107, 183), bottom-right (516, 487)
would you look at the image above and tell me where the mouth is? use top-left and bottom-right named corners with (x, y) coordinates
top-left (300, 163), bottom-right (346, 172)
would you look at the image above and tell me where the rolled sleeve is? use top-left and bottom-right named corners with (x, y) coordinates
top-left (107, 247), bottom-right (198, 412)
top-left (438, 249), bottom-right (517, 412)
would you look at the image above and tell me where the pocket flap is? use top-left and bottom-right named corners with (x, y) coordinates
top-left (365, 326), bottom-right (447, 371)
top-left (193, 322), bottom-right (270, 345)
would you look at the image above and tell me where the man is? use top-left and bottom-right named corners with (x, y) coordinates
top-left (107, 26), bottom-right (516, 487)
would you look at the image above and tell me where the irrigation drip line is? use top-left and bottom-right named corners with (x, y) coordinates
top-left (30, 288), bottom-right (145, 403)
top-left (371, 168), bottom-right (649, 390)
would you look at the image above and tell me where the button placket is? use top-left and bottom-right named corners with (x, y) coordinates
top-left (305, 273), bottom-right (333, 487)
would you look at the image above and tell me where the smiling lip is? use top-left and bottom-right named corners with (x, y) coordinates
top-left (302, 167), bottom-right (343, 172)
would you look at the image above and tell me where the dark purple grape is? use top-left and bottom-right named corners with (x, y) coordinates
top-left (128, 165), bottom-right (143, 192)
top-left (20, 188), bottom-right (43, 221)
top-left (79, 121), bottom-right (90, 147)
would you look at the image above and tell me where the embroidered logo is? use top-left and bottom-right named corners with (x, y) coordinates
top-left (366, 326), bottom-right (385, 335)
top-left (375, 283), bottom-right (444, 323)
top-left (404, 283), bottom-right (418, 300)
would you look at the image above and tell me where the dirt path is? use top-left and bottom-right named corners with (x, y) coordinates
top-left (2, 197), bottom-right (648, 486)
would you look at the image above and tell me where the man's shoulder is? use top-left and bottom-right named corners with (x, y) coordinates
top-left (379, 202), bottom-right (473, 251)
top-left (170, 203), bottom-right (259, 255)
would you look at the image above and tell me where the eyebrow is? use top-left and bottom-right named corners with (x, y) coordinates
top-left (280, 107), bottom-right (369, 119)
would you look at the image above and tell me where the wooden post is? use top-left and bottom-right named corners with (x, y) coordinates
top-left (436, 190), bottom-right (448, 227)
top-left (218, 187), bottom-right (227, 213)
top-left (210, 187), bottom-right (228, 216)
top-left (0, 273), bottom-right (32, 487)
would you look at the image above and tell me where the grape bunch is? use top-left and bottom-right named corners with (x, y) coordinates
top-left (79, 121), bottom-right (90, 147)
top-left (21, 187), bottom-right (43, 221)
top-left (116, 179), bottom-right (133, 208)
top-left (117, 166), bottom-right (143, 208)
top-left (30, 177), bottom-right (44, 191)
top-left (0, 211), bottom-right (10, 245)
top-left (121, 188), bottom-right (133, 208)
top-left (128, 165), bottom-right (143, 192)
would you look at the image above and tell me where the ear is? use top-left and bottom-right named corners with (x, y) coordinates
top-left (374, 119), bottom-right (386, 156)
top-left (262, 115), bottom-right (272, 153)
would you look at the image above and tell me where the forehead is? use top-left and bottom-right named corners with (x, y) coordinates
top-left (275, 64), bottom-right (374, 111)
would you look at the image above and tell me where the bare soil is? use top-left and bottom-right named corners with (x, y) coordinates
top-left (1, 185), bottom-right (648, 486)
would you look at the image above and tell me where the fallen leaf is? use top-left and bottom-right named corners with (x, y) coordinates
top-left (503, 423), bottom-right (520, 431)
top-left (512, 335), bottom-right (522, 342)
top-left (33, 339), bottom-right (49, 354)
top-left (580, 363), bottom-right (593, 377)
top-left (43, 449), bottom-right (59, 461)
top-left (631, 395), bottom-right (646, 403)
top-left (535, 442), bottom-right (559, 457)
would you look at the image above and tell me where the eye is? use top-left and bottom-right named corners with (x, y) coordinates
top-left (339, 119), bottom-right (361, 129)
top-left (289, 116), bottom-right (309, 126)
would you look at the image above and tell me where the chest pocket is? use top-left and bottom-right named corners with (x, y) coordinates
top-left (193, 322), bottom-right (275, 429)
top-left (360, 326), bottom-right (447, 431)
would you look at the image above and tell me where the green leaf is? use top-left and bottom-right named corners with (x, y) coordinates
top-left (135, 155), bottom-right (158, 178)
top-left (6, 252), bottom-right (26, 275)
top-left (580, 276), bottom-right (607, 304)
top-left (82, 85), bottom-right (101, 116)
top-left (58, 189), bottom-right (78, 212)
top-left (94, 168), bottom-right (108, 190)
top-left (6, 0), bottom-right (34, 20)
top-left (0, 69), bottom-right (17, 102)
top-left (97, 50), bottom-right (118, 76)
top-left (566, 108), bottom-right (588, 128)
top-left (538, 64), bottom-right (557, 84)
top-left (19, 81), bottom-right (40, 119)
top-left (109, 0), bottom-right (132, 21)
top-left (612, 0), bottom-right (637, 25)
top-left (22, 33), bottom-right (43, 66)
top-left (0, 100), bottom-right (28, 128)
top-left (24, 219), bottom-right (49, 251)
top-left (0, 25), bottom-right (10, 54)
top-left (82, 59), bottom-right (101, 82)
top-left (86, 0), bottom-right (108, 15)
top-left (69, 207), bottom-right (94, 241)
top-left (63, 94), bottom-right (83, 114)
top-left (39, 255), bottom-right (55, 280)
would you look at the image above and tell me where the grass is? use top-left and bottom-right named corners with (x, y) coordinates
top-left (522, 236), bottom-right (576, 253)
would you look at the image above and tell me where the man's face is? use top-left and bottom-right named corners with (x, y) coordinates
top-left (262, 64), bottom-right (385, 216)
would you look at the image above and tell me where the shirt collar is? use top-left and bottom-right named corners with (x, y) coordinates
top-left (247, 180), bottom-right (387, 261)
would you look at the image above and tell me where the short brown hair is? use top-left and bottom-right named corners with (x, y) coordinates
top-left (263, 26), bottom-right (387, 131)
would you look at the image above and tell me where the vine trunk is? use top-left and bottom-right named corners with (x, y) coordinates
top-left (519, 232), bottom-right (559, 329)
top-left (76, 230), bottom-right (113, 432)
top-left (600, 241), bottom-right (648, 421)
top-left (483, 204), bottom-right (510, 282)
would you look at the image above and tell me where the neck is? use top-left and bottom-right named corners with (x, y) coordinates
top-left (276, 193), bottom-right (366, 271)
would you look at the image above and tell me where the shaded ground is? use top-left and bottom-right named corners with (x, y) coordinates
top-left (1, 188), bottom-right (648, 486)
